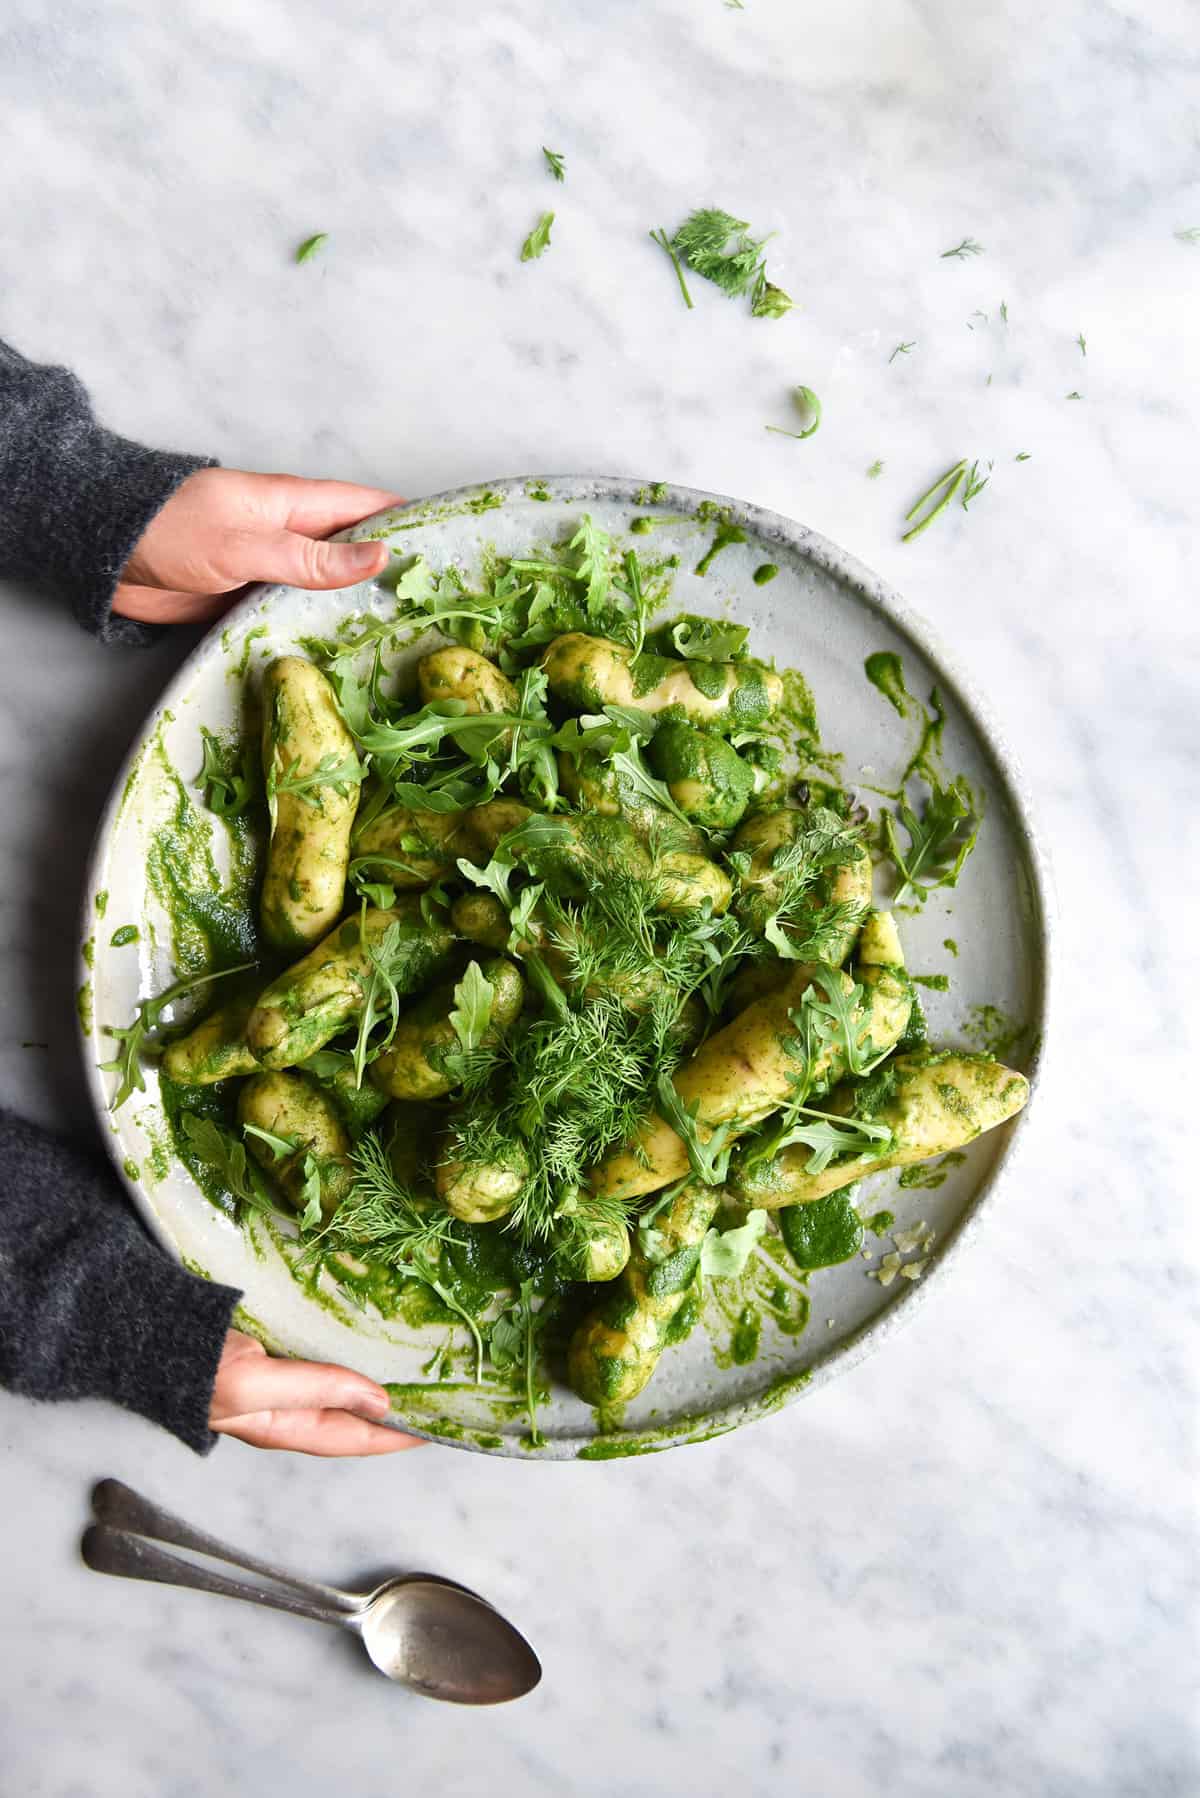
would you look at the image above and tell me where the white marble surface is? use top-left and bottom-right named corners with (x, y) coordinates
top-left (1, 1), bottom-right (1197, 1792)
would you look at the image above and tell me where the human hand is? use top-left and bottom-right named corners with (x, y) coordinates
top-left (115, 467), bottom-right (402, 626)
top-left (210, 1329), bottom-right (423, 1456)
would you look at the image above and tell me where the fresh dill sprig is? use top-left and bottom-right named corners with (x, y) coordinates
top-left (961, 459), bottom-right (991, 510)
top-left (889, 342), bottom-right (916, 363)
top-left (650, 228), bottom-right (694, 309)
top-left (542, 147), bottom-right (566, 182)
top-left (867, 460), bottom-right (885, 479)
top-left (1076, 332), bottom-right (1087, 357)
top-left (940, 237), bottom-right (984, 260)
top-left (1015, 451), bottom-right (1031, 462)
top-left (664, 209), bottom-right (793, 318)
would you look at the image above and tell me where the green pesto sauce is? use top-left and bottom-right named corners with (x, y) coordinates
top-left (912, 972), bottom-right (950, 991)
top-left (663, 1285), bottom-right (701, 1346)
top-left (731, 1307), bottom-right (761, 1365)
top-left (82, 936), bottom-right (95, 970)
top-left (778, 1194), bottom-right (864, 1269)
top-left (898, 1150), bottom-right (967, 1190)
top-left (95, 890), bottom-right (109, 918)
top-left (634, 482), bottom-right (670, 506)
top-left (897, 987), bottom-right (928, 1053)
top-left (688, 659), bottom-right (728, 701)
top-left (144, 739), bottom-right (260, 975)
top-left (630, 517), bottom-right (653, 535)
top-left (232, 624), bottom-right (269, 679)
top-left (525, 483), bottom-right (552, 502)
top-left (123, 1158), bottom-right (140, 1182)
top-left (110, 924), bottom-right (139, 948)
top-left (695, 522), bottom-right (748, 577)
top-left (776, 666), bottom-right (820, 750)
top-left (864, 1209), bottom-right (895, 1233)
top-left (629, 652), bottom-right (678, 698)
top-left (76, 982), bottom-right (93, 1031)
top-left (864, 651), bottom-right (911, 717)
top-left (943, 937), bottom-right (959, 956)
top-left (752, 563), bottom-right (779, 585)
top-left (963, 1004), bottom-right (1031, 1059)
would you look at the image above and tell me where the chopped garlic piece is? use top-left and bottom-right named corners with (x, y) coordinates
top-left (892, 1221), bottom-right (931, 1254)
top-left (869, 1252), bottom-right (902, 1287)
top-left (899, 1258), bottom-right (929, 1281)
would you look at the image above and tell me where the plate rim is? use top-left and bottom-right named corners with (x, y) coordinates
top-left (78, 473), bottom-right (1055, 1459)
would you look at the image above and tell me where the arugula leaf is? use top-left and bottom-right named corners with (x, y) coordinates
top-left (242, 1123), bottom-right (299, 1162)
top-left (668, 616), bottom-right (749, 662)
top-left (488, 1278), bottom-right (545, 1446)
top-left (507, 880), bottom-right (545, 950)
top-left (199, 729), bottom-right (254, 817)
top-left (521, 212), bottom-right (555, 261)
top-left (802, 963), bottom-right (889, 1079)
top-left (295, 232), bottom-right (329, 263)
top-left (448, 961), bottom-right (495, 1057)
top-left (880, 776), bottom-right (981, 905)
top-left (296, 1153), bottom-right (325, 1230)
top-left (101, 961), bottom-right (255, 1110)
top-left (181, 1114), bottom-right (279, 1218)
top-left (268, 750), bottom-right (364, 809)
top-left (347, 913), bottom-right (427, 1087)
top-left (655, 1071), bottom-right (734, 1184)
top-left (355, 879), bottom-right (398, 910)
top-left (569, 514), bottom-right (613, 616)
top-left (542, 146), bottom-right (566, 181)
top-left (456, 851), bottom-right (517, 908)
top-left (700, 1209), bottom-right (767, 1277)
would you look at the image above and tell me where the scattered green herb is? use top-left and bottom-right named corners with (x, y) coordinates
top-left (867, 460), bottom-right (885, 479)
top-left (941, 237), bottom-right (984, 260)
top-left (542, 147), bottom-right (566, 182)
top-left (294, 233), bottom-right (328, 264)
top-left (765, 385), bottom-right (821, 440)
top-left (889, 342), bottom-right (915, 362)
top-left (521, 212), bottom-right (555, 261)
top-left (101, 961), bottom-right (255, 1110)
top-left (199, 729), bottom-right (254, 818)
top-left (902, 459), bottom-right (968, 542)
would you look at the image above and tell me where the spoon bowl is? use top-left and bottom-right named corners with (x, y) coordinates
top-left (356, 1578), bottom-right (541, 1702)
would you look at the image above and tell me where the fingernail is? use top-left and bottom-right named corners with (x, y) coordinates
top-left (359, 1387), bottom-right (391, 1416)
top-left (346, 541), bottom-right (384, 570)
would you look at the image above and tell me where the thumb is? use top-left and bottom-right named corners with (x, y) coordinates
top-left (254, 530), bottom-right (389, 591)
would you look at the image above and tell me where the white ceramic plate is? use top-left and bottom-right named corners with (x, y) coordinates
top-left (78, 477), bottom-right (1051, 1459)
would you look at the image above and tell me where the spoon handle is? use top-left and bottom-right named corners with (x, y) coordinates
top-left (81, 1524), bottom-right (353, 1630)
top-left (91, 1479), bottom-right (358, 1611)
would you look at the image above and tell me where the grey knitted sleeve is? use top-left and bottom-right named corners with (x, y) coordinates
top-left (0, 1111), bottom-right (240, 1454)
top-left (0, 335), bottom-right (239, 1452)
top-left (0, 337), bottom-right (216, 646)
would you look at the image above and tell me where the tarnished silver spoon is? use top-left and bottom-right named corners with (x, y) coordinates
top-left (82, 1480), bottom-right (540, 1705)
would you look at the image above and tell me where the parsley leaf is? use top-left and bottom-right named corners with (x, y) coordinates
top-left (521, 212), bottom-right (555, 261)
top-left (542, 146), bottom-right (566, 181)
top-left (294, 232), bottom-right (329, 263)
top-left (940, 237), bottom-right (984, 260)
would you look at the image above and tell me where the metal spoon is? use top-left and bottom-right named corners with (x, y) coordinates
top-left (82, 1480), bottom-right (540, 1705)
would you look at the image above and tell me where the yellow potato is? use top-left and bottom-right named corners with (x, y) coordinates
top-left (591, 911), bottom-right (912, 1200)
top-left (161, 990), bottom-right (260, 1085)
top-left (260, 657), bottom-right (361, 952)
top-left (238, 1070), bottom-right (353, 1219)
top-left (436, 1138), bottom-right (530, 1223)
top-left (733, 1052), bottom-right (1030, 1207)
top-left (732, 806), bottom-right (873, 966)
top-left (417, 646), bottom-right (518, 714)
top-left (246, 899), bottom-right (455, 1069)
top-left (542, 633), bottom-right (782, 730)
top-left (567, 1182), bottom-right (718, 1404)
top-left (370, 957), bottom-right (525, 1101)
top-left (352, 802), bottom-right (474, 889)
